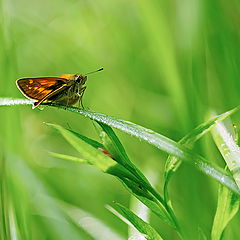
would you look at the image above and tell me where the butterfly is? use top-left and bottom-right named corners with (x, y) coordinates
top-left (16, 68), bottom-right (103, 109)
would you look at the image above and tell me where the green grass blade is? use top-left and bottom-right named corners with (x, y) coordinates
top-left (164, 109), bottom-right (239, 202)
top-left (47, 105), bottom-right (240, 195)
top-left (47, 123), bottom-right (143, 184)
top-left (1, 156), bottom-right (30, 240)
top-left (8, 156), bottom-right (87, 240)
top-left (96, 122), bottom-right (132, 165)
top-left (211, 118), bottom-right (240, 239)
top-left (132, 195), bottom-right (175, 229)
top-left (48, 123), bottom-right (178, 230)
top-left (198, 228), bottom-right (208, 240)
top-left (59, 201), bottom-right (125, 240)
top-left (96, 121), bottom-right (152, 185)
top-left (211, 117), bottom-right (240, 189)
top-left (0, 160), bottom-right (11, 240)
top-left (211, 184), bottom-right (239, 240)
top-left (60, 106), bottom-right (188, 158)
top-left (8, 204), bottom-right (21, 240)
top-left (48, 152), bottom-right (89, 164)
top-left (1, 99), bottom-right (240, 195)
top-left (47, 123), bottom-right (118, 172)
top-left (107, 203), bottom-right (164, 240)
top-left (181, 109), bottom-right (238, 144)
top-left (68, 129), bottom-right (104, 149)
top-left (96, 122), bottom-right (147, 180)
top-left (0, 98), bottom-right (33, 106)
top-left (95, 123), bottom-right (179, 230)
top-left (128, 189), bottom-right (149, 240)
top-left (0, 99), bottom-right (190, 158)
top-left (119, 178), bottom-right (175, 229)
top-left (96, 123), bottom-right (164, 201)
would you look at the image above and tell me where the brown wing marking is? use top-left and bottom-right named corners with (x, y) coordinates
top-left (16, 77), bottom-right (67, 100)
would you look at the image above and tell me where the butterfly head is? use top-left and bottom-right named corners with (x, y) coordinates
top-left (75, 74), bottom-right (87, 85)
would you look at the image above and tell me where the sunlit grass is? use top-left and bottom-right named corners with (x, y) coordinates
top-left (1, 0), bottom-right (240, 239)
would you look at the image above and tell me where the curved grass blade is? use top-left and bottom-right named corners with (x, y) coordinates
top-left (59, 201), bottom-right (125, 240)
top-left (119, 177), bottom-right (175, 229)
top-left (96, 122), bottom-right (132, 165)
top-left (1, 99), bottom-right (240, 195)
top-left (211, 183), bottom-right (239, 240)
top-left (211, 117), bottom-right (240, 189)
top-left (47, 123), bottom-right (145, 185)
top-left (128, 189), bottom-right (150, 240)
top-left (164, 109), bottom-right (239, 203)
top-left (48, 152), bottom-right (89, 164)
top-left (96, 122), bottom-right (163, 201)
top-left (96, 123), bottom-right (180, 231)
top-left (49, 104), bottom-right (240, 195)
top-left (211, 118), bottom-right (240, 239)
top-left (48, 123), bottom-right (178, 230)
top-left (0, 98), bottom-right (33, 106)
top-left (68, 130), bottom-right (104, 149)
top-left (107, 203), bottom-right (164, 240)
top-left (0, 98), bottom-right (190, 158)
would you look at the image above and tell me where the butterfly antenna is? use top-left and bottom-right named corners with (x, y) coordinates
top-left (85, 68), bottom-right (103, 75)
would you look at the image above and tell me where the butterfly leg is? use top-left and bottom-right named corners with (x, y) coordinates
top-left (78, 86), bottom-right (86, 109)
top-left (65, 87), bottom-right (72, 110)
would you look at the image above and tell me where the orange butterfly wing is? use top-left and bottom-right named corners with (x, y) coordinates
top-left (16, 77), bottom-right (68, 101)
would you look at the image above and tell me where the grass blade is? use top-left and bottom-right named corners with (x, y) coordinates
top-left (96, 123), bottom-right (162, 199)
top-left (211, 117), bottom-right (240, 189)
top-left (48, 152), bottom-right (89, 164)
top-left (47, 123), bottom-right (145, 185)
top-left (59, 201), bottom-right (125, 240)
top-left (1, 99), bottom-right (240, 195)
top-left (211, 118), bottom-right (240, 239)
top-left (48, 123), bottom-right (177, 229)
top-left (68, 129), bottom-right (104, 149)
top-left (48, 104), bottom-right (240, 195)
top-left (95, 123), bottom-right (179, 230)
top-left (211, 183), bottom-right (239, 240)
top-left (164, 109), bottom-right (238, 202)
top-left (107, 203), bottom-right (164, 240)
top-left (0, 98), bottom-right (33, 106)
top-left (0, 158), bottom-right (11, 240)
top-left (8, 156), bottom-right (87, 240)
top-left (119, 177), bottom-right (175, 229)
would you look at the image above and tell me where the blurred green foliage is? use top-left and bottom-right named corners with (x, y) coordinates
top-left (1, 0), bottom-right (240, 239)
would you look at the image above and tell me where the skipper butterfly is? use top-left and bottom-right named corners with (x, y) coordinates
top-left (16, 68), bottom-right (103, 109)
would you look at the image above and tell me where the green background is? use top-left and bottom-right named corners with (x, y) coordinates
top-left (1, 0), bottom-right (240, 239)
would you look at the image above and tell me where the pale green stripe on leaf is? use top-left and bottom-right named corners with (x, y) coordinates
top-left (48, 152), bottom-right (89, 164)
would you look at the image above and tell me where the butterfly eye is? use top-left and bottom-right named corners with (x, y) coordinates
top-left (75, 75), bottom-right (87, 84)
top-left (75, 76), bottom-right (81, 83)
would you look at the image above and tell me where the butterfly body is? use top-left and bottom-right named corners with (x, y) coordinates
top-left (16, 74), bottom-right (87, 109)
